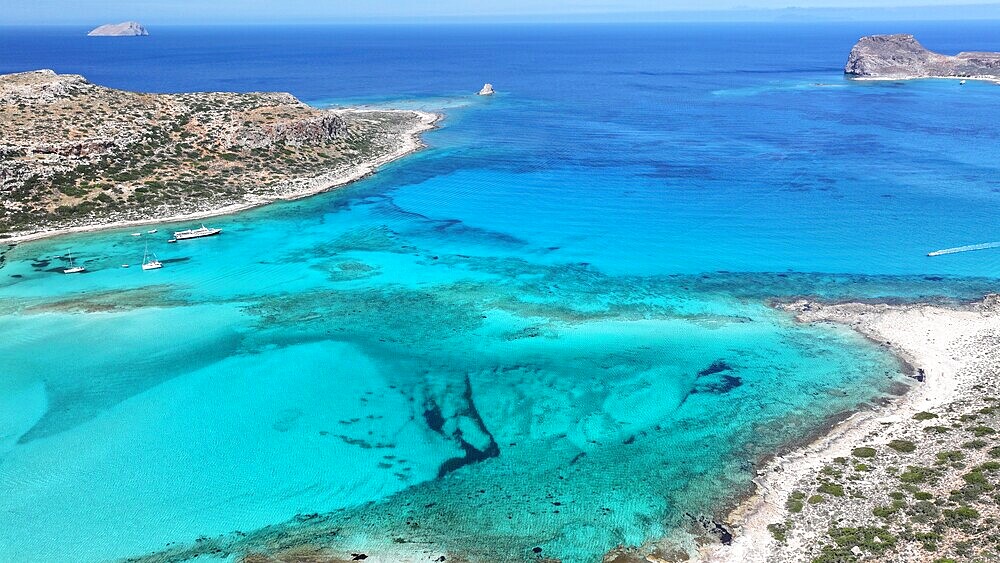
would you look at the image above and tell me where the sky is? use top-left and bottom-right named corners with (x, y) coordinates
top-left (2, 0), bottom-right (999, 24)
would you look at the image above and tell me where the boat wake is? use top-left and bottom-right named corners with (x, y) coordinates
top-left (928, 241), bottom-right (1000, 257)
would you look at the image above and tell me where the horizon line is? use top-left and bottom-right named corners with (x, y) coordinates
top-left (2, 3), bottom-right (999, 26)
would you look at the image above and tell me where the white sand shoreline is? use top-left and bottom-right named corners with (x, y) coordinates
top-left (698, 295), bottom-right (1000, 562)
top-left (848, 74), bottom-right (1000, 85)
top-left (2, 110), bottom-right (440, 245)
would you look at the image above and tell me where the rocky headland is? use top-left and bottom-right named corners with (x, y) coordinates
top-left (695, 295), bottom-right (1000, 563)
top-left (87, 21), bottom-right (149, 37)
top-left (0, 70), bottom-right (438, 240)
top-left (845, 34), bottom-right (1000, 82)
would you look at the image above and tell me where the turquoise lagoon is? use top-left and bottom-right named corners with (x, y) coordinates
top-left (1, 22), bottom-right (999, 562)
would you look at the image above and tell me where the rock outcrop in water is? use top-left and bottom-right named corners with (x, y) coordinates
top-left (477, 83), bottom-right (495, 96)
top-left (845, 34), bottom-right (1000, 81)
top-left (87, 21), bottom-right (149, 37)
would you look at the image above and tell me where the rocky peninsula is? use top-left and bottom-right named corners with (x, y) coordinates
top-left (845, 34), bottom-right (1000, 82)
top-left (87, 21), bottom-right (149, 37)
top-left (694, 295), bottom-right (1000, 563)
top-left (0, 70), bottom-right (437, 241)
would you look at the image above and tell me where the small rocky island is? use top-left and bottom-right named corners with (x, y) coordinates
top-left (845, 34), bottom-right (1000, 82)
top-left (87, 21), bottom-right (149, 37)
top-left (0, 70), bottom-right (436, 239)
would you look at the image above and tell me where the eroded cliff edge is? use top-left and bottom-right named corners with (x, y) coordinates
top-left (845, 34), bottom-right (1000, 81)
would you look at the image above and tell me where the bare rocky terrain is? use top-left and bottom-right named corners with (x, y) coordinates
top-left (87, 21), bottom-right (149, 37)
top-left (845, 34), bottom-right (1000, 81)
top-left (0, 70), bottom-right (434, 239)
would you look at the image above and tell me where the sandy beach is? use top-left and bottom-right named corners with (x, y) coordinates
top-left (699, 294), bottom-right (1000, 562)
top-left (2, 109), bottom-right (439, 244)
top-left (848, 75), bottom-right (1000, 85)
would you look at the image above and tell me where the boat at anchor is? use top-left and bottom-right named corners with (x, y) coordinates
top-left (141, 244), bottom-right (162, 270)
top-left (173, 224), bottom-right (222, 241)
top-left (62, 252), bottom-right (85, 274)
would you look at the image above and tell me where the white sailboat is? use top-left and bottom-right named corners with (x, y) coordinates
top-left (62, 252), bottom-right (85, 274)
top-left (141, 244), bottom-right (162, 271)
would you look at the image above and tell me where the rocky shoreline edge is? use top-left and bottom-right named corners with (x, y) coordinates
top-left (844, 34), bottom-right (1000, 83)
top-left (696, 294), bottom-right (1000, 563)
top-left (2, 109), bottom-right (440, 244)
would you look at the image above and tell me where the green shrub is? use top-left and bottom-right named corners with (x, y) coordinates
top-left (818, 482), bottom-right (845, 497)
top-left (936, 450), bottom-right (965, 464)
top-left (820, 466), bottom-right (842, 477)
top-left (888, 440), bottom-right (916, 453)
top-left (852, 447), bottom-right (877, 458)
top-left (900, 466), bottom-right (935, 483)
top-left (873, 504), bottom-right (901, 519)
top-left (943, 505), bottom-right (980, 531)
top-left (827, 526), bottom-right (897, 554)
top-left (962, 439), bottom-right (988, 449)
top-left (908, 500), bottom-right (940, 524)
top-left (768, 521), bottom-right (791, 542)
top-left (807, 494), bottom-right (825, 504)
top-left (971, 426), bottom-right (996, 437)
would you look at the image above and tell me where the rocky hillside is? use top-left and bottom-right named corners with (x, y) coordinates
top-left (0, 70), bottom-right (431, 237)
top-left (845, 34), bottom-right (1000, 80)
top-left (87, 22), bottom-right (149, 37)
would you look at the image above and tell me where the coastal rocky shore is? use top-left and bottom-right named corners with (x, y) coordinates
top-left (0, 70), bottom-right (438, 241)
top-left (845, 34), bottom-right (1000, 82)
top-left (698, 295), bottom-right (1000, 563)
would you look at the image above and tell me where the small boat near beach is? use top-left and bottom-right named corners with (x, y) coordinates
top-left (173, 224), bottom-right (222, 241)
top-left (62, 252), bottom-right (85, 274)
top-left (147, 229), bottom-right (157, 234)
top-left (131, 232), bottom-right (142, 237)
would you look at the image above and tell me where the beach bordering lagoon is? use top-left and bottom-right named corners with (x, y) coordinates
top-left (3, 110), bottom-right (439, 244)
top-left (0, 70), bottom-right (439, 243)
top-left (698, 295), bottom-right (1000, 563)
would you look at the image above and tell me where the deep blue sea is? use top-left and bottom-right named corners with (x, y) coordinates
top-left (0, 22), bottom-right (998, 562)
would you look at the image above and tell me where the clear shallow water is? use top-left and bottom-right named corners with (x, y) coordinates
top-left (0, 22), bottom-right (998, 562)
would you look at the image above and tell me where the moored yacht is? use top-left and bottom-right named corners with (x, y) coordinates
top-left (62, 252), bottom-right (85, 274)
top-left (141, 244), bottom-right (162, 270)
top-left (173, 224), bottom-right (222, 240)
